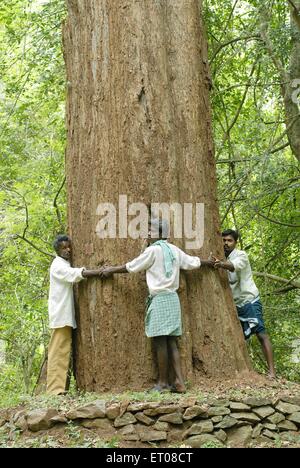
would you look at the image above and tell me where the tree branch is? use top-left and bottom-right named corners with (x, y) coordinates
top-left (22, 194), bottom-right (29, 239)
top-left (270, 142), bottom-right (290, 154)
top-left (217, 0), bottom-right (239, 44)
top-left (287, 0), bottom-right (300, 15)
top-left (210, 35), bottom-right (260, 64)
top-left (251, 205), bottom-right (300, 228)
top-left (13, 234), bottom-right (54, 258)
top-left (0, 185), bottom-right (54, 258)
top-left (216, 141), bottom-right (290, 164)
top-left (221, 174), bottom-right (248, 225)
top-left (259, 17), bottom-right (288, 82)
top-left (220, 59), bottom-right (258, 147)
top-left (271, 285), bottom-right (298, 294)
top-left (253, 271), bottom-right (300, 289)
top-left (53, 176), bottom-right (66, 231)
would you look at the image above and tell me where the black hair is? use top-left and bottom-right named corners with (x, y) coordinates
top-left (222, 229), bottom-right (239, 242)
top-left (149, 218), bottom-right (169, 239)
top-left (53, 234), bottom-right (71, 253)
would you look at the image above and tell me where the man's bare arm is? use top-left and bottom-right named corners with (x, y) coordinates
top-left (99, 265), bottom-right (128, 278)
top-left (200, 259), bottom-right (215, 267)
top-left (212, 256), bottom-right (235, 272)
top-left (82, 269), bottom-right (103, 278)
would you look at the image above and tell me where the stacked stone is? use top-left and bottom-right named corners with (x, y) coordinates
top-left (3, 396), bottom-right (300, 447)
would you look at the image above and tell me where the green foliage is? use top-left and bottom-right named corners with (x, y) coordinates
top-left (97, 436), bottom-right (119, 448)
top-left (201, 440), bottom-right (225, 448)
top-left (0, 0), bottom-right (66, 395)
top-left (0, 364), bottom-right (29, 407)
top-left (204, 0), bottom-right (300, 381)
top-left (65, 421), bottom-right (83, 446)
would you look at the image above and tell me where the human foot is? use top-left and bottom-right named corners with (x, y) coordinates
top-left (148, 384), bottom-right (171, 393)
top-left (170, 382), bottom-right (186, 393)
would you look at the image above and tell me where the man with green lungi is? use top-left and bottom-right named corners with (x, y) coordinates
top-left (100, 218), bottom-right (214, 393)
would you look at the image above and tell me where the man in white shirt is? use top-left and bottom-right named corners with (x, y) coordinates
top-left (213, 229), bottom-right (275, 378)
top-left (47, 235), bottom-right (102, 395)
top-left (100, 219), bottom-right (214, 393)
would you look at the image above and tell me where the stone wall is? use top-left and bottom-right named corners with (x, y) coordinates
top-left (2, 396), bottom-right (300, 447)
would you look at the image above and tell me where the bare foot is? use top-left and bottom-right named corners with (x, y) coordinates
top-left (148, 384), bottom-right (170, 393)
top-left (170, 382), bottom-right (186, 393)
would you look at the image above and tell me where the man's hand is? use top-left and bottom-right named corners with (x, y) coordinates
top-left (99, 264), bottom-right (128, 278)
top-left (211, 256), bottom-right (235, 272)
top-left (206, 252), bottom-right (216, 267)
top-left (212, 255), bottom-right (223, 269)
top-left (82, 267), bottom-right (109, 278)
top-left (99, 266), bottom-right (114, 279)
top-left (199, 252), bottom-right (217, 267)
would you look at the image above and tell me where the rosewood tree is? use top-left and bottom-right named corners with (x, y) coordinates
top-left (63, 0), bottom-right (251, 392)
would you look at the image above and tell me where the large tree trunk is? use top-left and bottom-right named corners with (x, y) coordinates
top-left (63, 0), bottom-right (251, 392)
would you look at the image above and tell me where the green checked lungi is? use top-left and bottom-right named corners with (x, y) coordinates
top-left (145, 292), bottom-right (182, 338)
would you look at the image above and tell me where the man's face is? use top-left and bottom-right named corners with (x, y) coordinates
top-left (146, 223), bottom-right (159, 245)
top-left (58, 241), bottom-right (72, 261)
top-left (222, 235), bottom-right (237, 256)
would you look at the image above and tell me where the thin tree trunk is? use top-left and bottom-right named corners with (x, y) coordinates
top-left (63, 0), bottom-right (251, 392)
top-left (260, 2), bottom-right (300, 163)
top-left (286, 0), bottom-right (300, 162)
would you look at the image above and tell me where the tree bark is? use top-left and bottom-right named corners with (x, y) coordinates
top-left (63, 0), bottom-right (251, 392)
top-left (287, 0), bottom-right (300, 162)
top-left (260, 2), bottom-right (300, 163)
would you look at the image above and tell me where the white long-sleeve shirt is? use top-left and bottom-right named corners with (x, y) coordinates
top-left (227, 249), bottom-right (259, 307)
top-left (126, 243), bottom-right (201, 296)
top-left (48, 256), bottom-right (85, 329)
